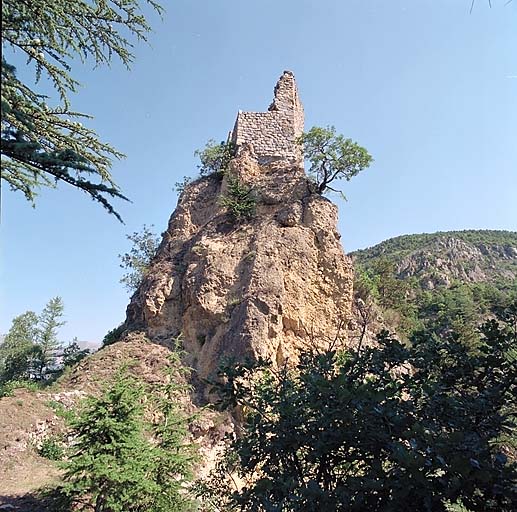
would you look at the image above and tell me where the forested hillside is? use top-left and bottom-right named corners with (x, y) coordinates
top-left (351, 230), bottom-right (517, 338)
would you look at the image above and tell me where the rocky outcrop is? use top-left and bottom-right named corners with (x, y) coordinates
top-left (396, 237), bottom-right (516, 289)
top-left (125, 151), bottom-right (354, 379)
top-left (348, 230), bottom-right (517, 342)
top-left (352, 231), bottom-right (517, 291)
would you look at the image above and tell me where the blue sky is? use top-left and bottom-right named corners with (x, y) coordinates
top-left (1, 0), bottom-right (516, 343)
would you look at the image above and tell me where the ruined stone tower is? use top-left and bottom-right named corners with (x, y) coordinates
top-left (230, 70), bottom-right (304, 164)
top-left (124, 71), bottom-right (353, 380)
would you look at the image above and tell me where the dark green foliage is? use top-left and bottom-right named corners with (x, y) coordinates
top-left (148, 354), bottom-right (199, 511)
top-left (352, 230), bottom-right (517, 263)
top-left (354, 259), bottom-right (420, 337)
top-left (0, 297), bottom-right (65, 382)
top-left (0, 311), bottom-right (39, 382)
top-left (119, 225), bottom-right (160, 292)
top-left (0, 379), bottom-right (42, 398)
top-left (195, 140), bottom-right (236, 176)
top-left (352, 230), bottom-right (517, 341)
top-left (1, 344), bottom-right (43, 383)
top-left (62, 340), bottom-right (90, 368)
top-left (58, 362), bottom-right (196, 511)
top-left (34, 296), bottom-right (65, 380)
top-left (102, 324), bottom-right (125, 347)
top-left (297, 126), bottom-right (373, 196)
top-left (60, 371), bottom-right (158, 511)
top-left (220, 176), bottom-right (256, 221)
top-left (1, 0), bottom-right (162, 220)
top-left (367, 258), bottom-right (408, 309)
top-left (418, 284), bottom-right (480, 333)
top-left (209, 307), bottom-right (517, 511)
top-left (38, 435), bottom-right (65, 461)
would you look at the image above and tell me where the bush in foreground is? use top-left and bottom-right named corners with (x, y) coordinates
top-left (205, 305), bottom-right (517, 511)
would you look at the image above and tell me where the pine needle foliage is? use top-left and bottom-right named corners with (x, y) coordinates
top-left (60, 363), bottom-right (197, 512)
top-left (148, 352), bottom-right (199, 512)
top-left (220, 176), bottom-right (256, 221)
top-left (35, 296), bottom-right (65, 379)
top-left (0, 296), bottom-right (65, 382)
top-left (60, 371), bottom-right (157, 511)
top-left (1, 0), bottom-right (163, 221)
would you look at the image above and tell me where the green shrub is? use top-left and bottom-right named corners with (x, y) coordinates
top-left (102, 324), bottom-right (125, 347)
top-left (220, 176), bottom-right (256, 221)
top-left (207, 306), bottom-right (517, 511)
top-left (195, 140), bottom-right (236, 176)
top-left (46, 400), bottom-right (76, 423)
top-left (38, 436), bottom-right (64, 461)
top-left (0, 379), bottom-right (41, 397)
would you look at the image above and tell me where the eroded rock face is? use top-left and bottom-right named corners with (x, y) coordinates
top-left (125, 152), bottom-right (354, 379)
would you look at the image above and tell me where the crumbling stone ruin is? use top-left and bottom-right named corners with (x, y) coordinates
top-left (230, 70), bottom-right (304, 164)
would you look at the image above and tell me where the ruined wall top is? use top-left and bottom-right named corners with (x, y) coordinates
top-left (231, 71), bottom-right (304, 164)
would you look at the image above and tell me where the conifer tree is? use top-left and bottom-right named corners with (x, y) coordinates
top-left (1, 0), bottom-right (163, 220)
top-left (60, 363), bottom-right (197, 511)
top-left (62, 338), bottom-right (90, 368)
top-left (0, 297), bottom-right (66, 382)
top-left (148, 353), bottom-right (198, 511)
top-left (34, 296), bottom-right (65, 380)
top-left (61, 371), bottom-right (157, 511)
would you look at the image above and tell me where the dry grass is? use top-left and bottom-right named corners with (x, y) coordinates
top-left (0, 335), bottom-right (186, 506)
top-left (0, 335), bottom-right (230, 509)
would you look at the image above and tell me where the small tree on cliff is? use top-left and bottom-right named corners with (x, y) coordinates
top-left (119, 224), bottom-right (160, 292)
top-left (298, 126), bottom-right (373, 196)
top-left (195, 139), bottom-right (236, 176)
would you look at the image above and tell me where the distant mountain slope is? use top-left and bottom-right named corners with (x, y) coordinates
top-left (351, 230), bottom-right (517, 290)
top-left (349, 230), bottom-right (517, 340)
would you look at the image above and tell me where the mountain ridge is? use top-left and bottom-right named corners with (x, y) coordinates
top-left (351, 229), bottom-right (517, 289)
top-left (349, 229), bottom-right (517, 341)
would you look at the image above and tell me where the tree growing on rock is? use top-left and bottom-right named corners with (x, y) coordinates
top-left (195, 140), bottom-right (237, 176)
top-left (119, 225), bottom-right (160, 292)
top-left (297, 126), bottom-right (373, 196)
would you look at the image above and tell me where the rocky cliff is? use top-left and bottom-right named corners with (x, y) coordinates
top-left (352, 230), bottom-right (517, 290)
top-left (124, 151), bottom-right (354, 379)
top-left (349, 230), bottom-right (517, 342)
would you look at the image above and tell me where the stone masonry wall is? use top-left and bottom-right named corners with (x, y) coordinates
top-left (231, 71), bottom-right (304, 164)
